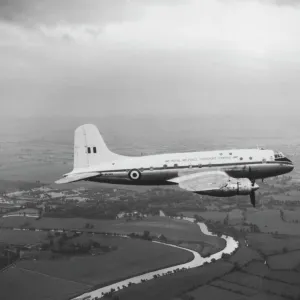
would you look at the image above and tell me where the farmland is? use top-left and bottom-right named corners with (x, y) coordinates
top-left (16, 236), bottom-right (193, 286)
top-left (111, 261), bottom-right (234, 300)
top-left (0, 229), bottom-right (47, 245)
top-left (268, 251), bottom-right (300, 270)
top-left (112, 229), bottom-right (300, 300)
top-left (0, 215), bottom-right (225, 247)
top-left (247, 233), bottom-right (300, 255)
top-left (181, 211), bottom-right (228, 222)
top-left (2, 161), bottom-right (300, 300)
top-left (245, 210), bottom-right (300, 235)
top-left (0, 267), bottom-right (90, 300)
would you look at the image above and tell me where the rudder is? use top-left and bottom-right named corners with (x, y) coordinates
top-left (73, 124), bottom-right (120, 170)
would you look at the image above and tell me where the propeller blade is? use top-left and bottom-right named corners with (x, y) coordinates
top-left (250, 191), bottom-right (256, 207)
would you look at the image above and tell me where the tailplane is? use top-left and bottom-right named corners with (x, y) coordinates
top-left (73, 124), bottom-right (121, 170)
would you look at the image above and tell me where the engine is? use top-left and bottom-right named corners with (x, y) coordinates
top-left (197, 178), bottom-right (259, 197)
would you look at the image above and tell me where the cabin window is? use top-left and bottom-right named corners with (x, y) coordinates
top-left (229, 152), bottom-right (232, 155)
top-left (198, 164), bottom-right (202, 168)
top-left (249, 157), bottom-right (253, 160)
top-left (140, 168), bottom-right (144, 172)
top-left (174, 164), bottom-right (178, 168)
top-left (189, 165), bottom-right (193, 168)
top-left (240, 157), bottom-right (243, 160)
top-left (163, 164), bottom-right (167, 168)
top-left (93, 147), bottom-right (97, 153)
top-left (219, 153), bottom-right (223, 156)
top-left (87, 147), bottom-right (91, 154)
top-left (150, 167), bottom-right (154, 171)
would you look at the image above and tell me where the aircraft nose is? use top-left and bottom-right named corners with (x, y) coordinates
top-left (288, 163), bottom-right (294, 172)
top-left (284, 161), bottom-right (294, 173)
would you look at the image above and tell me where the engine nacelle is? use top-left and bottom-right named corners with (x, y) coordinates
top-left (196, 178), bottom-right (259, 197)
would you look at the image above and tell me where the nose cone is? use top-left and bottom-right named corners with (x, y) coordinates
top-left (285, 161), bottom-right (294, 173)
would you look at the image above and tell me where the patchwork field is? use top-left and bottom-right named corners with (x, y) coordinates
top-left (110, 226), bottom-right (300, 300)
top-left (0, 267), bottom-right (90, 300)
top-left (113, 261), bottom-right (234, 300)
top-left (282, 209), bottom-right (300, 222)
top-left (268, 251), bottom-right (300, 270)
top-left (247, 233), bottom-right (300, 255)
top-left (228, 241), bottom-right (263, 267)
top-left (187, 285), bottom-right (246, 300)
top-left (0, 229), bottom-right (47, 245)
top-left (181, 211), bottom-right (228, 222)
top-left (246, 210), bottom-right (300, 235)
top-left (16, 236), bottom-right (193, 286)
top-left (222, 271), bottom-right (300, 299)
top-left (0, 216), bottom-right (225, 247)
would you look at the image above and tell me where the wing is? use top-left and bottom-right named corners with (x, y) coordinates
top-left (167, 170), bottom-right (230, 192)
top-left (55, 172), bottom-right (100, 184)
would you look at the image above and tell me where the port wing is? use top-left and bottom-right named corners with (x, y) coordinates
top-left (55, 172), bottom-right (100, 184)
top-left (167, 170), bottom-right (230, 192)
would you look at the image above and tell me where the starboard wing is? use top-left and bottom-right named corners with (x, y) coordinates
top-left (55, 172), bottom-right (100, 184)
top-left (167, 170), bottom-right (230, 192)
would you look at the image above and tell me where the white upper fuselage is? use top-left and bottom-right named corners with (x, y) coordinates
top-left (69, 148), bottom-right (294, 185)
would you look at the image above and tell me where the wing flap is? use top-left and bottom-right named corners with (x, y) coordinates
top-left (55, 172), bottom-right (100, 184)
top-left (168, 171), bottom-right (229, 192)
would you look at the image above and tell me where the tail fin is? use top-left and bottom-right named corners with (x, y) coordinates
top-left (73, 124), bottom-right (120, 170)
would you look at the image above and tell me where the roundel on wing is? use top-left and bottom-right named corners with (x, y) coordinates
top-left (128, 169), bottom-right (141, 180)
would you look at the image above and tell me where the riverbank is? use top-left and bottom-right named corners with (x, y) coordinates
top-left (72, 217), bottom-right (239, 300)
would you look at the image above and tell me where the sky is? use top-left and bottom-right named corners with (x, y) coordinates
top-left (1, 0), bottom-right (300, 117)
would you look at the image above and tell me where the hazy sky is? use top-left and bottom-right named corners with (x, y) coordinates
top-left (1, 0), bottom-right (300, 117)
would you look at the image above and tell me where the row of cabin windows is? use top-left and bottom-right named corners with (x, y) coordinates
top-left (87, 147), bottom-right (97, 154)
top-left (142, 156), bottom-right (256, 171)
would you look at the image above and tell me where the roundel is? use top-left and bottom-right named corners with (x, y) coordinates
top-left (128, 169), bottom-right (141, 181)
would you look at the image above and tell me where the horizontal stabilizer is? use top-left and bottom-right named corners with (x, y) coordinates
top-left (55, 172), bottom-right (100, 184)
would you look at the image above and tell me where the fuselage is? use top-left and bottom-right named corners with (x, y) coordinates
top-left (70, 148), bottom-right (294, 185)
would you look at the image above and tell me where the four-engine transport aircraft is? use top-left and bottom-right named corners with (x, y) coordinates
top-left (55, 124), bottom-right (294, 207)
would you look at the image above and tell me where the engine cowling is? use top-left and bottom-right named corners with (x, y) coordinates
top-left (197, 178), bottom-right (259, 197)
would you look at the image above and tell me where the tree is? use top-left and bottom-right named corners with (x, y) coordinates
top-left (143, 230), bottom-right (151, 240)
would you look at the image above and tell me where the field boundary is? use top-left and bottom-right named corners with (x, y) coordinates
top-left (70, 217), bottom-right (239, 300)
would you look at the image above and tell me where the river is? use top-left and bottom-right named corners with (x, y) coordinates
top-left (72, 217), bottom-right (239, 300)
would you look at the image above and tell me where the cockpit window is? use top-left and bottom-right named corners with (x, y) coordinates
top-left (274, 151), bottom-right (292, 163)
top-left (274, 151), bottom-right (284, 159)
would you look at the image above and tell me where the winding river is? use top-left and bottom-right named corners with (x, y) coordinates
top-left (72, 217), bottom-right (239, 300)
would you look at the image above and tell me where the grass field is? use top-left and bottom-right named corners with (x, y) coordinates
top-left (283, 209), bottom-right (300, 222)
top-left (268, 250), bottom-right (300, 270)
top-left (248, 293), bottom-right (286, 300)
top-left (0, 216), bottom-right (225, 246)
top-left (222, 271), bottom-right (300, 299)
top-left (210, 279), bottom-right (258, 296)
top-left (0, 267), bottom-right (89, 300)
top-left (247, 233), bottom-right (300, 255)
top-left (181, 211), bottom-right (228, 222)
top-left (109, 261), bottom-right (234, 300)
top-left (16, 236), bottom-right (193, 286)
top-left (243, 261), bottom-right (300, 285)
top-left (267, 270), bottom-right (300, 286)
top-left (246, 210), bottom-right (300, 235)
top-left (187, 285), bottom-right (245, 300)
top-left (0, 229), bottom-right (47, 245)
top-left (243, 261), bottom-right (269, 277)
top-left (229, 242), bottom-right (263, 267)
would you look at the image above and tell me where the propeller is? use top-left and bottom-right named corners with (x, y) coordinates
top-left (250, 182), bottom-right (259, 207)
top-left (250, 190), bottom-right (256, 207)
